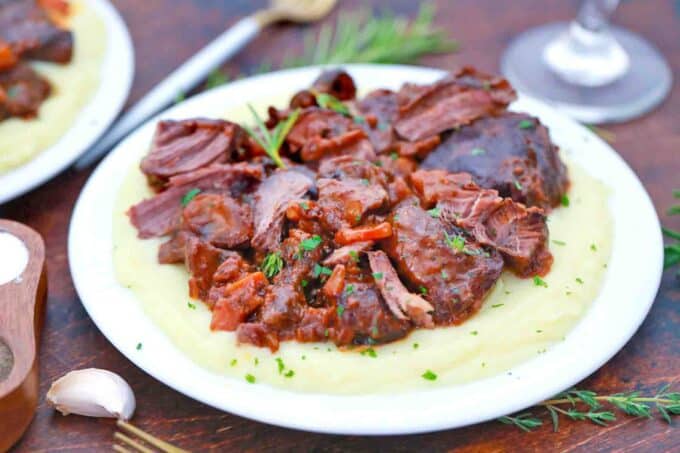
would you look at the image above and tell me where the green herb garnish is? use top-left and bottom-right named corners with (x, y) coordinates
top-left (345, 284), bottom-right (355, 295)
top-left (513, 179), bottom-right (523, 190)
top-left (470, 147), bottom-right (486, 156)
top-left (337, 305), bottom-right (345, 317)
top-left (313, 263), bottom-right (333, 278)
top-left (427, 207), bottom-right (441, 218)
top-left (261, 252), bottom-right (284, 278)
top-left (181, 188), bottom-right (201, 206)
top-left (187, 301), bottom-right (196, 309)
top-left (561, 194), bottom-right (570, 207)
top-left (136, 342), bottom-right (142, 351)
top-left (245, 374), bottom-right (256, 384)
top-left (518, 119), bottom-right (534, 130)
top-left (552, 240), bottom-right (567, 246)
top-left (299, 235), bottom-right (322, 253)
top-left (243, 105), bottom-right (300, 169)
top-left (422, 370), bottom-right (437, 381)
top-left (361, 348), bottom-right (377, 358)
top-left (348, 250), bottom-right (359, 262)
top-left (533, 276), bottom-right (548, 288)
top-left (372, 272), bottom-right (383, 280)
top-left (316, 92), bottom-right (350, 116)
top-left (444, 231), bottom-right (465, 252)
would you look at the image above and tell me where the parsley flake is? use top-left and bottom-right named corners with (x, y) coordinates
top-left (181, 188), bottom-right (201, 206)
top-left (427, 207), bottom-right (441, 218)
top-left (513, 179), bottom-right (523, 190)
top-left (533, 276), bottom-right (548, 288)
top-left (561, 194), bottom-right (570, 207)
top-left (345, 284), bottom-right (355, 295)
top-left (316, 93), bottom-right (350, 116)
top-left (262, 252), bottom-right (284, 278)
top-left (299, 235), bottom-right (322, 253)
top-left (312, 263), bottom-right (333, 278)
top-left (245, 374), bottom-right (256, 384)
top-left (422, 370), bottom-right (437, 381)
top-left (444, 231), bottom-right (465, 252)
top-left (518, 119), bottom-right (534, 129)
top-left (337, 305), bottom-right (345, 317)
top-left (136, 342), bottom-right (142, 351)
top-left (187, 301), bottom-right (196, 309)
top-left (470, 147), bottom-right (486, 156)
top-left (372, 272), bottom-right (383, 280)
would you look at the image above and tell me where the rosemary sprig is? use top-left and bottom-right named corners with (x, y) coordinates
top-left (499, 384), bottom-right (680, 432)
top-left (261, 251), bottom-right (284, 279)
top-left (242, 106), bottom-right (300, 169)
top-left (663, 189), bottom-right (680, 276)
top-left (282, 3), bottom-right (458, 67)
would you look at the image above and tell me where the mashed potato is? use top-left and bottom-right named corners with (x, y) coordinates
top-left (0, 1), bottom-right (106, 173)
top-left (113, 100), bottom-right (612, 395)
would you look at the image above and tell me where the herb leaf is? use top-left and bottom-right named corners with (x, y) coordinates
top-left (181, 188), bottom-right (201, 206)
top-left (262, 252), bottom-right (284, 278)
top-left (243, 105), bottom-right (300, 169)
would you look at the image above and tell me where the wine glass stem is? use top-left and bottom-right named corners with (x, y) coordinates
top-left (576, 0), bottom-right (620, 32)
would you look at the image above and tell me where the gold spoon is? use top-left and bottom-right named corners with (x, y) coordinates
top-left (75, 0), bottom-right (338, 169)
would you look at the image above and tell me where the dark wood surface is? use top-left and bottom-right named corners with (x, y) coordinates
top-left (2, 0), bottom-right (678, 451)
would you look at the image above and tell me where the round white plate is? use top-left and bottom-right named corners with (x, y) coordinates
top-left (69, 64), bottom-right (663, 435)
top-left (0, 0), bottom-right (134, 204)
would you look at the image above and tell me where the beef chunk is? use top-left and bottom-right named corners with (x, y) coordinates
top-left (182, 193), bottom-right (252, 249)
top-left (312, 69), bottom-right (356, 101)
top-left (140, 119), bottom-right (242, 188)
top-left (184, 237), bottom-right (228, 301)
top-left (0, 0), bottom-right (73, 64)
top-left (367, 250), bottom-right (434, 327)
top-left (412, 169), bottom-right (553, 277)
top-left (210, 272), bottom-right (267, 331)
top-left (421, 111), bottom-right (568, 209)
top-left (128, 162), bottom-right (263, 238)
top-left (0, 62), bottom-right (49, 119)
top-left (323, 241), bottom-right (373, 267)
top-left (316, 177), bottom-right (388, 230)
top-left (382, 204), bottom-right (503, 324)
top-left (394, 67), bottom-right (516, 143)
top-left (251, 170), bottom-right (313, 252)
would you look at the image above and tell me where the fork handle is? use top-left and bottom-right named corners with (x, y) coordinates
top-left (75, 16), bottom-right (261, 169)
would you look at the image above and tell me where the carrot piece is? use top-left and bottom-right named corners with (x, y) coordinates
top-left (335, 222), bottom-right (392, 245)
top-left (322, 264), bottom-right (345, 298)
top-left (0, 44), bottom-right (17, 71)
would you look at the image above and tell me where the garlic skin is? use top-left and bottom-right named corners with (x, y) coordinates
top-left (46, 368), bottom-right (136, 420)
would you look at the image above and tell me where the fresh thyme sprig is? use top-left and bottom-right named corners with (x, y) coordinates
top-left (282, 3), bottom-right (458, 68)
top-left (242, 105), bottom-right (300, 169)
top-left (663, 189), bottom-right (680, 276)
top-left (499, 384), bottom-right (680, 432)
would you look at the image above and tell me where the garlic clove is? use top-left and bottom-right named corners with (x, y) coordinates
top-left (46, 368), bottom-right (136, 420)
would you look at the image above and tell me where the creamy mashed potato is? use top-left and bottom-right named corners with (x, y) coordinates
top-left (0, 1), bottom-right (106, 173)
top-left (113, 100), bottom-right (612, 395)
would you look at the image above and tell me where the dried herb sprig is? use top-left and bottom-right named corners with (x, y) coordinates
top-left (499, 384), bottom-right (680, 432)
top-left (242, 105), bottom-right (300, 169)
top-left (282, 3), bottom-right (458, 68)
top-left (663, 189), bottom-right (680, 276)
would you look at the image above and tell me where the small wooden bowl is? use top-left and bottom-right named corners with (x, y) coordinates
top-left (0, 220), bottom-right (47, 452)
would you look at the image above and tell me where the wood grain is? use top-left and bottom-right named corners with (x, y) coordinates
top-left (1, 0), bottom-right (678, 451)
top-left (0, 221), bottom-right (47, 452)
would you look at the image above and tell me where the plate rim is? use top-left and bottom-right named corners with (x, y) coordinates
top-left (0, 0), bottom-right (134, 204)
top-left (68, 63), bottom-right (663, 435)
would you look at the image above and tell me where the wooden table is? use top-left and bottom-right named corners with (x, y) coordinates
top-left (3, 0), bottom-right (679, 451)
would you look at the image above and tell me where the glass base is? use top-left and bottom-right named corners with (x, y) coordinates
top-left (501, 22), bottom-right (672, 124)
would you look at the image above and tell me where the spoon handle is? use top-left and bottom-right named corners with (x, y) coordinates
top-left (0, 220), bottom-right (47, 452)
top-left (75, 16), bottom-right (261, 169)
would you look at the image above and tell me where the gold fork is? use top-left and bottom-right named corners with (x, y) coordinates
top-left (113, 419), bottom-right (190, 453)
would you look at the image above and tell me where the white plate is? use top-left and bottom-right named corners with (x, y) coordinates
top-left (0, 0), bottom-right (133, 204)
top-left (69, 64), bottom-right (663, 435)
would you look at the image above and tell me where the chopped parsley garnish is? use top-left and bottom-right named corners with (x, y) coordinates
top-left (284, 370), bottom-right (295, 378)
top-left (187, 301), bottom-right (196, 309)
top-left (419, 286), bottom-right (427, 295)
top-left (348, 250), bottom-right (359, 262)
top-left (444, 231), bottom-right (465, 252)
top-left (372, 272), bottom-right (383, 280)
top-left (361, 348), bottom-right (377, 358)
top-left (360, 178), bottom-right (370, 186)
top-left (337, 305), bottom-right (345, 317)
top-left (316, 93), bottom-right (350, 116)
top-left (470, 330), bottom-right (478, 336)
top-left (390, 151), bottom-right (399, 161)
top-left (533, 276), bottom-right (548, 288)
top-left (427, 207), bottom-right (441, 218)
top-left (590, 243), bottom-right (598, 252)
top-left (299, 201), bottom-right (309, 211)
top-left (413, 343), bottom-right (419, 349)
top-left (552, 240), bottom-right (567, 246)
top-left (262, 252), bottom-right (284, 278)
top-left (312, 263), bottom-right (333, 278)
top-left (276, 357), bottom-right (285, 374)
top-left (181, 188), bottom-right (201, 206)
top-left (536, 329), bottom-right (543, 333)
top-left (345, 284), bottom-right (355, 295)
top-left (245, 374), bottom-right (256, 384)
top-left (575, 277), bottom-right (584, 284)
top-left (518, 119), bottom-right (534, 129)
top-left (470, 147), bottom-right (486, 156)
top-left (561, 194), bottom-right (570, 207)
top-left (230, 359), bottom-right (237, 366)
top-left (254, 358), bottom-right (259, 365)
top-left (299, 235), bottom-right (322, 252)
top-left (301, 279), bottom-right (309, 288)
top-left (491, 303), bottom-right (504, 308)
top-left (441, 270), bottom-right (449, 279)
top-left (136, 342), bottom-right (142, 351)
top-left (422, 370), bottom-right (437, 381)
top-left (513, 179), bottom-right (523, 190)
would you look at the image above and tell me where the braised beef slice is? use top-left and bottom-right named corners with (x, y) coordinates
top-left (158, 230), bottom-right (194, 264)
top-left (251, 170), bottom-right (313, 252)
top-left (210, 272), bottom-right (267, 331)
top-left (312, 69), bottom-right (357, 101)
top-left (128, 163), bottom-right (263, 239)
top-left (184, 237), bottom-right (228, 301)
top-left (140, 119), bottom-right (242, 188)
top-left (394, 67), bottom-right (516, 143)
top-left (182, 193), bottom-right (253, 249)
top-left (0, 62), bottom-right (49, 119)
top-left (411, 169), bottom-right (553, 277)
top-left (316, 177), bottom-right (387, 231)
top-left (0, 0), bottom-right (73, 64)
top-left (421, 111), bottom-right (568, 209)
top-left (382, 204), bottom-right (503, 324)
